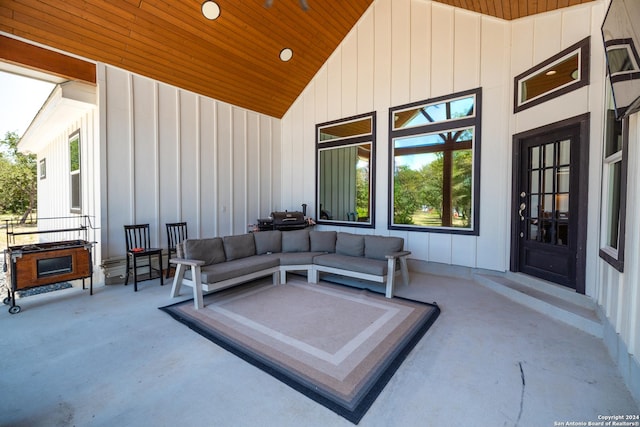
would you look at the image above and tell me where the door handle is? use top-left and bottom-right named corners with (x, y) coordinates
top-left (518, 202), bottom-right (526, 221)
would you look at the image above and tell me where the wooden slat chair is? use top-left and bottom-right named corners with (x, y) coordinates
top-left (124, 224), bottom-right (164, 291)
top-left (165, 222), bottom-right (188, 278)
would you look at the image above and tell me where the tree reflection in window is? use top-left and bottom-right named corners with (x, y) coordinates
top-left (389, 89), bottom-right (481, 234)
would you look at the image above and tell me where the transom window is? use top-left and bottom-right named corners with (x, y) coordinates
top-left (514, 37), bottom-right (590, 113)
top-left (389, 88), bottom-right (481, 234)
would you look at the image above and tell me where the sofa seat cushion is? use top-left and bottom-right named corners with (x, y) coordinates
top-left (186, 255), bottom-right (279, 283)
top-left (278, 252), bottom-right (324, 266)
top-left (313, 253), bottom-right (388, 276)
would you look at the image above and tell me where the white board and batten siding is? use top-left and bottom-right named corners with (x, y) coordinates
top-left (282, 0), bottom-right (515, 271)
top-left (98, 64), bottom-right (281, 267)
top-left (35, 110), bottom-right (102, 269)
top-left (282, 0), bottom-right (640, 382)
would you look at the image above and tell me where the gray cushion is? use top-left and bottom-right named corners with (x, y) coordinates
top-left (313, 253), bottom-right (388, 276)
top-left (335, 232), bottom-right (365, 257)
top-left (278, 252), bottom-right (324, 265)
top-left (309, 231), bottom-right (336, 253)
top-left (223, 234), bottom-right (256, 261)
top-left (364, 235), bottom-right (404, 260)
top-left (282, 228), bottom-right (310, 252)
top-left (193, 256), bottom-right (279, 283)
top-left (183, 238), bottom-right (225, 265)
top-left (253, 230), bottom-right (282, 254)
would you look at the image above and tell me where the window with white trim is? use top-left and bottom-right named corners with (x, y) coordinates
top-left (599, 83), bottom-right (627, 272)
top-left (69, 131), bottom-right (81, 213)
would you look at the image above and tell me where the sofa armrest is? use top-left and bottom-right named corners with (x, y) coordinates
top-left (385, 250), bottom-right (411, 260)
top-left (169, 258), bottom-right (206, 267)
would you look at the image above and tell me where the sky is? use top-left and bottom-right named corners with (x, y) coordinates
top-left (0, 71), bottom-right (56, 139)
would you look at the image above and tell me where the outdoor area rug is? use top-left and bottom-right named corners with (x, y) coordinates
top-left (159, 278), bottom-right (440, 424)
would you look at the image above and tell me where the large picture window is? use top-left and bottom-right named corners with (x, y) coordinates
top-left (389, 88), bottom-right (481, 234)
top-left (316, 112), bottom-right (375, 227)
top-left (69, 131), bottom-right (81, 213)
top-left (599, 83), bottom-right (628, 272)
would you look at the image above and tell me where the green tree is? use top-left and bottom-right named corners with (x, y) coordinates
top-left (451, 149), bottom-right (472, 227)
top-left (355, 163), bottom-right (369, 219)
top-left (0, 131), bottom-right (37, 223)
top-left (419, 153), bottom-right (444, 219)
top-left (393, 165), bottom-right (423, 224)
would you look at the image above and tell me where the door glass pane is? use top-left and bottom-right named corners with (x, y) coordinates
top-left (544, 143), bottom-right (555, 167)
top-left (556, 194), bottom-right (569, 217)
top-left (531, 146), bottom-right (540, 168)
top-left (529, 221), bottom-right (539, 241)
top-left (544, 168), bottom-right (554, 192)
top-left (543, 194), bottom-right (554, 217)
top-left (530, 195), bottom-right (539, 219)
top-left (541, 220), bottom-right (552, 242)
top-left (531, 170), bottom-right (539, 193)
top-left (557, 166), bottom-right (570, 192)
top-left (559, 139), bottom-right (570, 165)
top-left (556, 223), bottom-right (568, 246)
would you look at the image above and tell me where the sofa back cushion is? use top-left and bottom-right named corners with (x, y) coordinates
top-left (253, 230), bottom-right (282, 255)
top-left (183, 238), bottom-right (226, 265)
top-left (335, 232), bottom-right (365, 257)
top-left (223, 234), bottom-right (256, 261)
top-left (364, 235), bottom-right (404, 260)
top-left (309, 230), bottom-right (336, 253)
top-left (282, 228), bottom-right (310, 252)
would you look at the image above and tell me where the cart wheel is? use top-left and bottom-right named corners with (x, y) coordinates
top-left (8, 305), bottom-right (21, 314)
top-left (3, 297), bottom-right (10, 305)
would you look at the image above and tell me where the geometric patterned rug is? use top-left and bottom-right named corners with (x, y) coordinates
top-left (160, 278), bottom-right (440, 424)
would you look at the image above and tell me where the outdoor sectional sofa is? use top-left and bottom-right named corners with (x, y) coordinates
top-left (169, 229), bottom-right (411, 309)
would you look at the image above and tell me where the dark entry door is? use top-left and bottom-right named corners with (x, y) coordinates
top-left (514, 124), bottom-right (582, 289)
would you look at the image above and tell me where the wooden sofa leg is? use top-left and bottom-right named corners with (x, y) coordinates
top-left (170, 263), bottom-right (185, 297)
top-left (192, 265), bottom-right (204, 310)
top-left (309, 267), bottom-right (318, 284)
top-left (400, 257), bottom-right (410, 287)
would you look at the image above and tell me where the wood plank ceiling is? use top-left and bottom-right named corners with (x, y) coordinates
top-left (0, 0), bottom-right (595, 118)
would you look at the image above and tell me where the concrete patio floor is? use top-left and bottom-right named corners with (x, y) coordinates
top-left (1, 270), bottom-right (638, 427)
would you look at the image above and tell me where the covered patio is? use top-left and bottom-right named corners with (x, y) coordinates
top-left (0, 270), bottom-right (637, 426)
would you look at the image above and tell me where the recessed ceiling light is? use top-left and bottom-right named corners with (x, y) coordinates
top-left (202, 1), bottom-right (220, 20)
top-left (280, 48), bottom-right (293, 62)
top-left (545, 70), bottom-right (557, 76)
